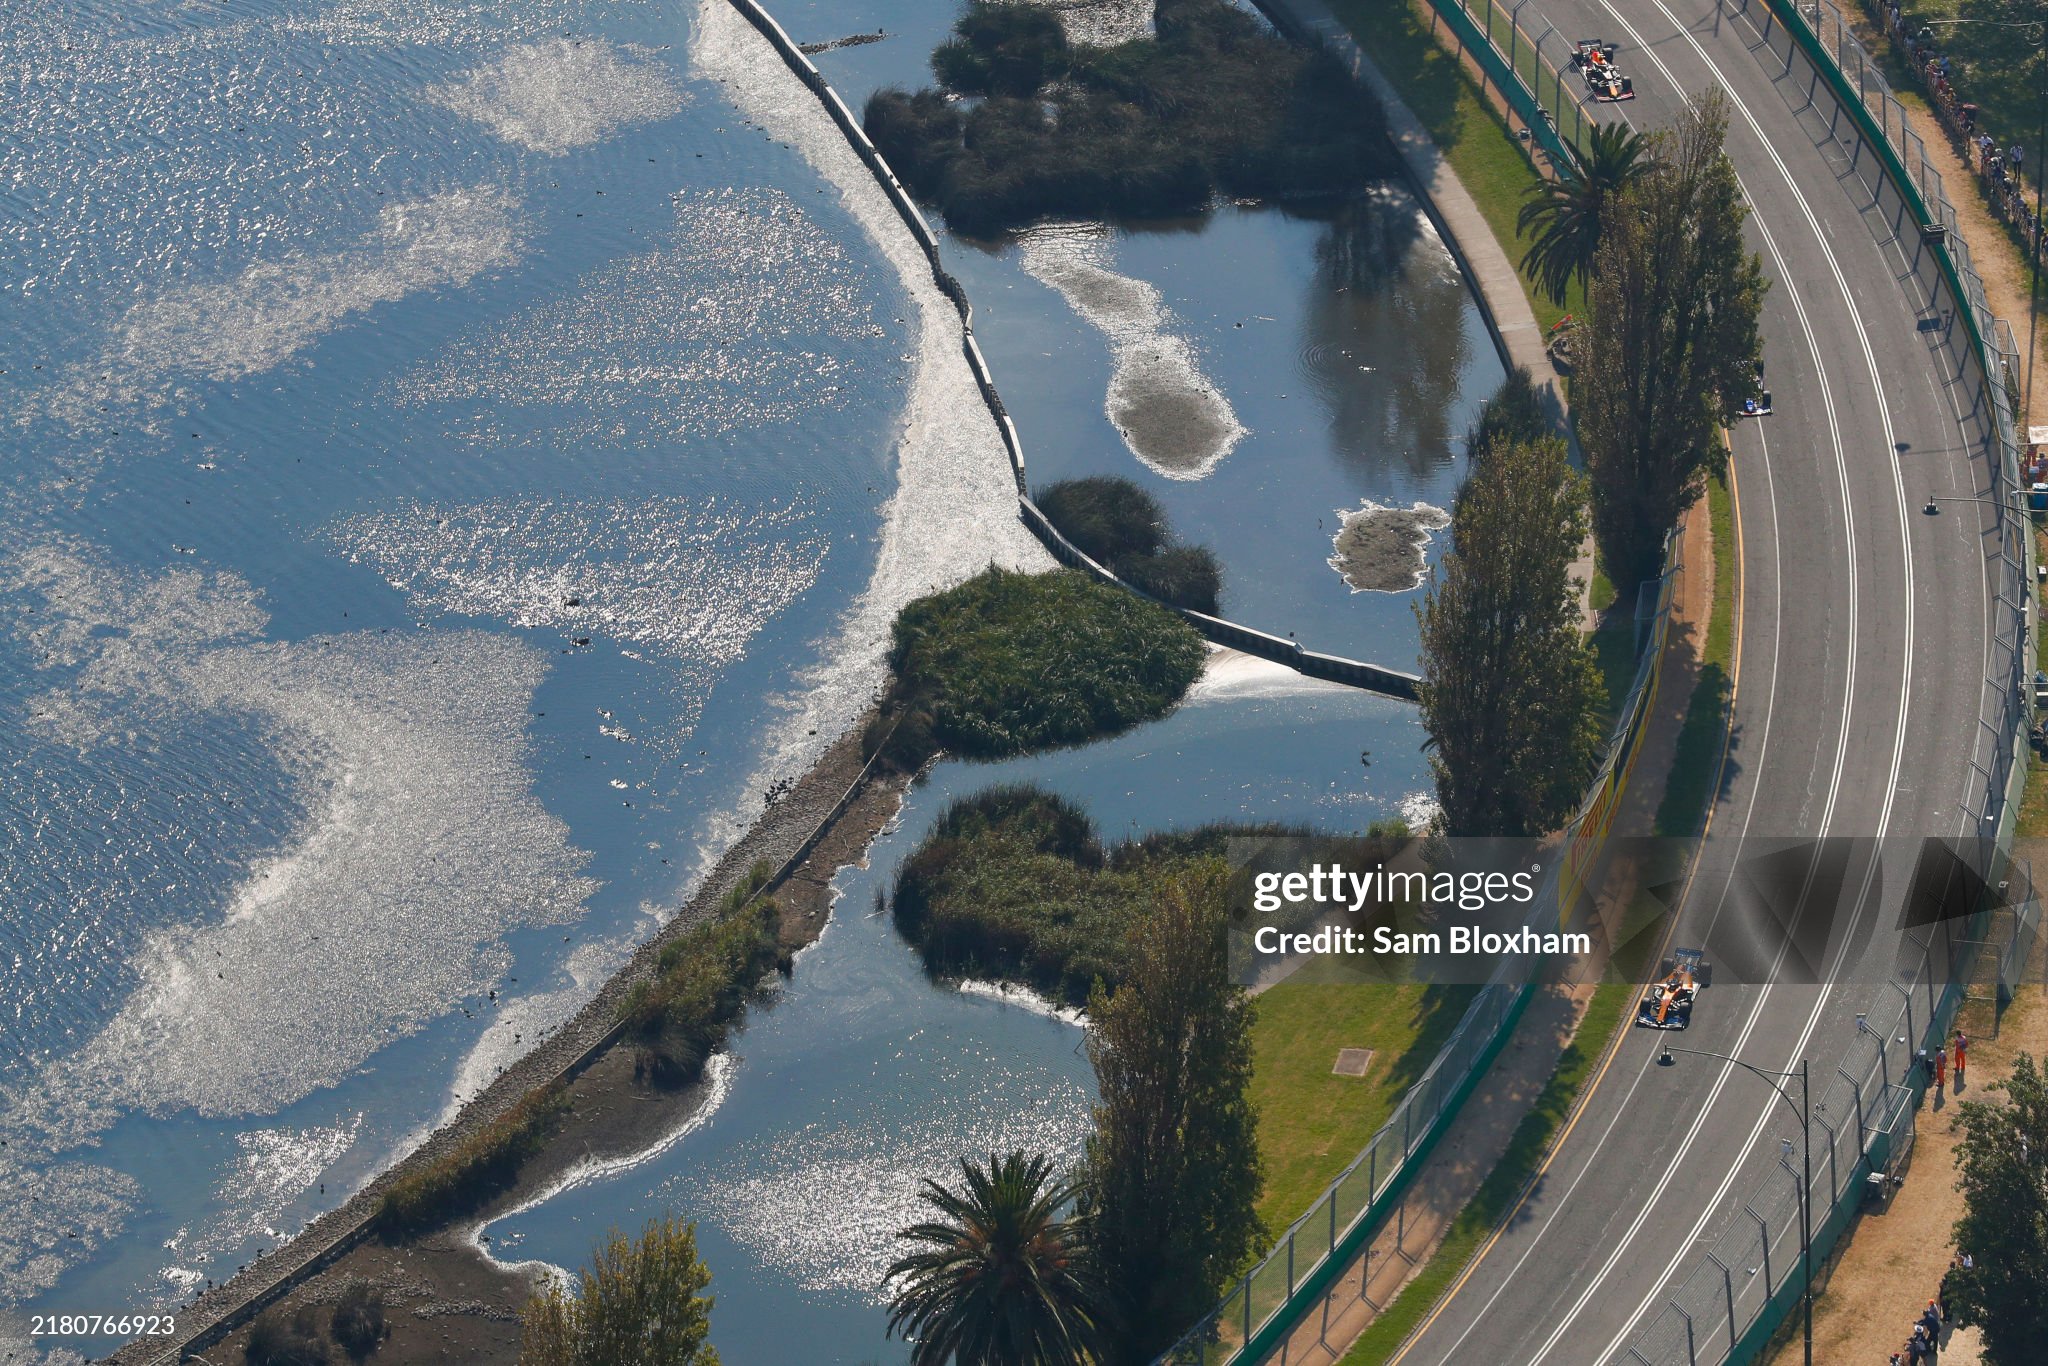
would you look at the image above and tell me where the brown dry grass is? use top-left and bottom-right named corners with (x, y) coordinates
top-left (1836, 4), bottom-right (2048, 424)
top-left (1767, 981), bottom-right (2047, 1365)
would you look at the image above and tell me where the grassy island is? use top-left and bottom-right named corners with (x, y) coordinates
top-left (890, 784), bottom-right (1258, 1003)
top-left (890, 785), bottom-right (1414, 1004)
top-left (1036, 475), bottom-right (1222, 614)
top-left (868, 566), bottom-right (1204, 768)
top-left (863, 0), bottom-right (1399, 235)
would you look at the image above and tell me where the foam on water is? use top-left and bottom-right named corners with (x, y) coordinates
top-left (0, 541), bottom-right (597, 1294)
top-left (1015, 225), bottom-right (1246, 479)
top-left (329, 494), bottom-right (830, 743)
top-left (0, 1161), bottom-right (139, 1307)
top-left (0, 1328), bottom-right (83, 1366)
top-left (1185, 648), bottom-right (1356, 702)
top-left (46, 186), bottom-right (524, 428)
top-left (429, 38), bottom-right (686, 153)
top-left (688, 0), bottom-right (1048, 853)
top-left (281, 0), bottom-right (592, 48)
top-left (393, 187), bottom-right (884, 449)
top-left (158, 1118), bottom-right (363, 1289)
top-left (950, 977), bottom-right (1087, 1025)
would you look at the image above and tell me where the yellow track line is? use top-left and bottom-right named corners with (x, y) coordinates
top-left (1384, 460), bottom-right (1746, 1365)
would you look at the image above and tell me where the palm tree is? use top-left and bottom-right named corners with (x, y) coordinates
top-left (1517, 122), bottom-right (1655, 305)
top-left (885, 1151), bottom-right (1109, 1366)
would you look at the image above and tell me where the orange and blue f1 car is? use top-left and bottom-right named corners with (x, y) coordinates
top-left (1638, 948), bottom-right (1711, 1029)
top-left (1571, 39), bottom-right (1636, 102)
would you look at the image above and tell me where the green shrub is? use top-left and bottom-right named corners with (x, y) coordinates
top-left (1035, 477), bottom-right (1169, 565)
top-left (862, 87), bottom-right (961, 192)
top-left (1035, 477), bottom-right (1222, 614)
top-left (1115, 545), bottom-right (1221, 616)
top-left (891, 787), bottom-right (1338, 1003)
top-left (622, 862), bottom-right (784, 1086)
top-left (864, 0), bottom-right (1398, 234)
top-left (329, 1282), bottom-right (385, 1360)
top-left (883, 567), bottom-right (1204, 763)
top-left (932, 3), bottom-right (1068, 96)
top-left (375, 1083), bottom-right (569, 1236)
top-left (246, 1307), bottom-right (328, 1366)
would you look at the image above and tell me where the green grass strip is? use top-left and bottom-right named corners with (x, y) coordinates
top-left (1324, 0), bottom-right (1582, 332)
top-left (1335, 981), bottom-right (1632, 1364)
top-left (1652, 475), bottom-right (1735, 838)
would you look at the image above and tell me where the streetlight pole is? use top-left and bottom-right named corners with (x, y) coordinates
top-left (1658, 1045), bottom-right (1814, 1366)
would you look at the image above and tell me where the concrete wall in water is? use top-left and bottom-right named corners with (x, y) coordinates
top-left (728, 0), bottom-right (1424, 702)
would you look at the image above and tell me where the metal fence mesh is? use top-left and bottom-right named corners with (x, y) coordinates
top-left (1612, 9), bottom-right (2036, 1360)
top-left (1159, 975), bottom-right (1528, 1364)
top-left (1155, 538), bottom-right (1680, 1364)
top-left (1615, 902), bottom-right (2005, 1364)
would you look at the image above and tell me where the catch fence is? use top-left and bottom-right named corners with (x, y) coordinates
top-left (1417, 0), bottom-right (1603, 172)
top-left (1613, 2), bottom-right (2038, 1361)
top-left (1620, 857), bottom-right (2039, 1366)
top-left (1156, 532), bottom-right (1682, 1366)
top-left (1739, 0), bottom-right (2034, 837)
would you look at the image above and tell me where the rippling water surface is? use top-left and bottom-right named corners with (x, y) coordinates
top-left (1, 0), bottom-right (1503, 1356)
top-left (0, 0), bottom-right (1040, 1353)
top-left (487, 667), bottom-right (1433, 1364)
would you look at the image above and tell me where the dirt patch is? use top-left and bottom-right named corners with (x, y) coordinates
top-left (1111, 351), bottom-right (1245, 475)
top-left (1328, 501), bottom-right (1450, 592)
top-left (1766, 979), bottom-right (2047, 1366)
top-left (1016, 230), bottom-right (1247, 479)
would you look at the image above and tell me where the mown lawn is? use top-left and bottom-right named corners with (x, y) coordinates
top-left (1335, 982), bottom-right (1633, 1364)
top-left (1251, 982), bottom-right (1478, 1231)
top-left (1325, 0), bottom-right (1584, 331)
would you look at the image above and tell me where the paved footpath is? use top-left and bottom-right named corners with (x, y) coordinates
top-left (1258, 0), bottom-right (1563, 419)
top-left (1260, 487), bottom-right (1715, 1366)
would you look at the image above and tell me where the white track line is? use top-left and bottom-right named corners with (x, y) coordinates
top-left (1525, 3), bottom-right (1922, 1361)
top-left (1400, 413), bottom-right (1786, 1366)
top-left (1410, 19), bottom-right (1870, 1361)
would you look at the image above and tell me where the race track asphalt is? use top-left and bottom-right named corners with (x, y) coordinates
top-left (1384, 3), bottom-right (2010, 1362)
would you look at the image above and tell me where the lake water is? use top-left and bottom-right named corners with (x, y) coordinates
top-left (484, 663), bottom-right (1433, 1365)
top-left (0, 0), bottom-right (1497, 1358)
top-left (787, 0), bottom-right (1507, 663)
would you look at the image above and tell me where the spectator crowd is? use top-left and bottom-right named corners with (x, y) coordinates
top-left (1883, 1030), bottom-right (1970, 1362)
top-left (1880, 1), bottom-right (2043, 256)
